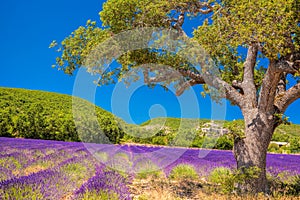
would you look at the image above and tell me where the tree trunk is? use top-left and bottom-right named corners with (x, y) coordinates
top-left (233, 109), bottom-right (276, 194)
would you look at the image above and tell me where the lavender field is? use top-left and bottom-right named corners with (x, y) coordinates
top-left (0, 137), bottom-right (299, 199)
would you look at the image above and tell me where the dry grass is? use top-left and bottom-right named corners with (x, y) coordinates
top-left (130, 177), bottom-right (203, 200)
top-left (134, 188), bottom-right (179, 200)
top-left (23, 165), bottom-right (46, 175)
top-left (60, 193), bottom-right (73, 200)
top-left (13, 165), bottom-right (45, 176)
top-left (195, 190), bottom-right (300, 200)
top-left (130, 177), bottom-right (300, 200)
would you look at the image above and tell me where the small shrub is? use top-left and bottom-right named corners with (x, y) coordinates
top-left (169, 164), bottom-right (198, 180)
top-left (289, 137), bottom-right (300, 153)
top-left (215, 135), bottom-right (233, 150)
top-left (208, 166), bottom-right (264, 194)
top-left (191, 136), bottom-right (203, 148)
top-left (134, 159), bottom-right (164, 179)
top-left (233, 166), bottom-right (262, 194)
top-left (208, 167), bottom-right (234, 193)
top-left (209, 167), bottom-right (232, 184)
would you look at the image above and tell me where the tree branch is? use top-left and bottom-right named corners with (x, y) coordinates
top-left (232, 80), bottom-right (244, 94)
top-left (276, 73), bottom-right (287, 95)
top-left (192, 2), bottom-right (215, 14)
top-left (175, 2), bottom-right (215, 15)
top-left (171, 12), bottom-right (186, 36)
top-left (213, 76), bottom-right (246, 108)
top-left (232, 80), bottom-right (243, 89)
top-left (176, 79), bottom-right (199, 96)
top-left (242, 44), bottom-right (258, 108)
top-left (177, 69), bottom-right (205, 83)
top-left (179, 69), bottom-right (245, 107)
top-left (277, 35), bottom-right (300, 74)
top-left (275, 52), bottom-right (300, 74)
top-left (258, 61), bottom-right (282, 112)
top-left (275, 82), bottom-right (300, 113)
top-left (168, 2), bottom-right (215, 36)
top-left (275, 60), bottom-right (300, 74)
top-left (144, 67), bottom-right (244, 107)
top-left (143, 68), bottom-right (180, 84)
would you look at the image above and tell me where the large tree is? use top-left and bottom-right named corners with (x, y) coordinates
top-left (51, 0), bottom-right (300, 194)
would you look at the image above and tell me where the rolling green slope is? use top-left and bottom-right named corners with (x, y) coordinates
top-left (0, 87), bottom-right (299, 152)
top-left (0, 87), bottom-right (124, 143)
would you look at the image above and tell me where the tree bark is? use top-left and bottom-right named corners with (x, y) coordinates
top-left (233, 108), bottom-right (276, 194)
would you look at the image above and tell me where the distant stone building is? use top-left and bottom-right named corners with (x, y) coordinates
top-left (200, 121), bottom-right (229, 135)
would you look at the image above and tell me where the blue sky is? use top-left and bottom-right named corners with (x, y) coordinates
top-left (0, 0), bottom-right (299, 125)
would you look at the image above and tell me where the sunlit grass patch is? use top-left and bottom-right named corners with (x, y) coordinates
top-left (169, 164), bottom-right (199, 180)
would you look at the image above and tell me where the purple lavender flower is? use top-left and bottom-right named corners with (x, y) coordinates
top-left (75, 165), bottom-right (132, 200)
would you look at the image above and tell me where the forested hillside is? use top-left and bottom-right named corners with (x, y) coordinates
top-left (0, 87), bottom-right (124, 143)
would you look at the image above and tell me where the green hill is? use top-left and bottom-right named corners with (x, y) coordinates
top-left (136, 117), bottom-right (300, 153)
top-left (0, 87), bottom-right (299, 152)
top-left (0, 87), bottom-right (124, 143)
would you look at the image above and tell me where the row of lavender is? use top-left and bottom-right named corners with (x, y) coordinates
top-left (1, 137), bottom-right (300, 199)
top-left (0, 138), bottom-right (131, 199)
top-left (86, 142), bottom-right (300, 177)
